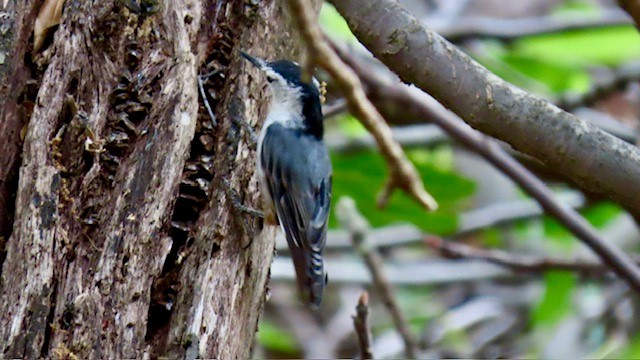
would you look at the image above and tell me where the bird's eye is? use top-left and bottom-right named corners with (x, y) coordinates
top-left (267, 76), bottom-right (275, 83)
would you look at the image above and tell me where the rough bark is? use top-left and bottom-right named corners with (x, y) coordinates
top-left (0, 0), bottom-right (39, 242)
top-left (330, 0), bottom-right (640, 218)
top-left (0, 0), bottom-right (314, 358)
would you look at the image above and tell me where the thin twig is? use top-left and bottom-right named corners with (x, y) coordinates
top-left (353, 291), bottom-right (374, 360)
top-left (197, 74), bottom-right (217, 127)
top-left (334, 45), bottom-right (640, 294)
top-left (285, 0), bottom-right (438, 211)
top-left (336, 197), bottom-right (419, 359)
top-left (425, 236), bottom-right (640, 274)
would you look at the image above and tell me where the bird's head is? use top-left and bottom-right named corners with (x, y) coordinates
top-left (240, 51), bottom-right (322, 122)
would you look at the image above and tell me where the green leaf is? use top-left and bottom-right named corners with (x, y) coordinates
top-left (329, 149), bottom-right (476, 235)
top-left (532, 271), bottom-right (576, 326)
top-left (257, 320), bottom-right (299, 355)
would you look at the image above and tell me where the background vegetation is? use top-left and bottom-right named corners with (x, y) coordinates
top-left (257, 1), bottom-right (640, 358)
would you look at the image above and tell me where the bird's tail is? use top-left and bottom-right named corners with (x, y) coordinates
top-left (287, 233), bottom-right (328, 309)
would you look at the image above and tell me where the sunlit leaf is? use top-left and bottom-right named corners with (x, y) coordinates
top-left (319, 3), bottom-right (355, 41)
top-left (335, 113), bottom-right (367, 137)
top-left (511, 26), bottom-right (640, 67)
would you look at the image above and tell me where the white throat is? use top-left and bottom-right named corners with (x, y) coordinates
top-left (265, 84), bottom-right (304, 129)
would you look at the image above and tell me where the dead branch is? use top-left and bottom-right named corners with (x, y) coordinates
top-left (353, 291), bottom-right (374, 360)
top-left (336, 197), bottom-right (419, 358)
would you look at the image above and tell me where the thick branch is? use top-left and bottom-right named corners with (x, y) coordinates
top-left (285, 0), bottom-right (438, 210)
top-left (329, 0), bottom-right (640, 218)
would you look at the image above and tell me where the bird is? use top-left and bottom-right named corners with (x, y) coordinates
top-left (240, 51), bottom-right (332, 309)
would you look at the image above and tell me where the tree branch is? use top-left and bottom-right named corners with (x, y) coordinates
top-left (425, 236), bottom-right (640, 274)
top-left (285, 0), bottom-right (438, 210)
top-left (618, 0), bottom-right (640, 28)
top-left (328, 0), bottom-right (640, 219)
top-left (430, 8), bottom-right (633, 41)
top-left (332, 44), bottom-right (640, 294)
top-left (353, 291), bottom-right (374, 360)
top-left (336, 197), bottom-right (419, 358)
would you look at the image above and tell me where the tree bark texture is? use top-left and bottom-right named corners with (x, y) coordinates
top-left (0, 0), bottom-right (314, 358)
top-left (330, 0), bottom-right (640, 218)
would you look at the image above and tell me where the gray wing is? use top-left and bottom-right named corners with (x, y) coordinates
top-left (260, 123), bottom-right (332, 308)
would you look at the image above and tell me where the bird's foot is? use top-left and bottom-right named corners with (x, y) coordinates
top-left (229, 113), bottom-right (259, 146)
top-left (222, 178), bottom-right (262, 249)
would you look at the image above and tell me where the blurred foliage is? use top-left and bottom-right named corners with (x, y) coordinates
top-left (616, 333), bottom-right (640, 359)
top-left (553, 0), bottom-right (600, 13)
top-left (259, 1), bottom-right (640, 358)
top-left (532, 271), bottom-right (576, 326)
top-left (329, 114), bottom-right (475, 234)
top-left (258, 320), bottom-right (300, 356)
top-left (543, 202), bottom-right (621, 243)
top-left (476, 26), bottom-right (640, 97)
top-left (319, 3), bottom-right (355, 41)
top-left (330, 148), bottom-right (475, 234)
top-left (512, 27), bottom-right (640, 67)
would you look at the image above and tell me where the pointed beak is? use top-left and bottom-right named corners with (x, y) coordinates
top-left (239, 50), bottom-right (266, 70)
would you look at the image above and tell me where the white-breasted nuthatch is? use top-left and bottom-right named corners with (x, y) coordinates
top-left (241, 51), bottom-right (332, 308)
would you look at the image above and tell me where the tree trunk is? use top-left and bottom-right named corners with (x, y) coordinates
top-left (0, 0), bottom-right (315, 358)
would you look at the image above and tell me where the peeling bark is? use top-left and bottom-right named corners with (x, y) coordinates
top-left (0, 0), bottom-right (316, 358)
